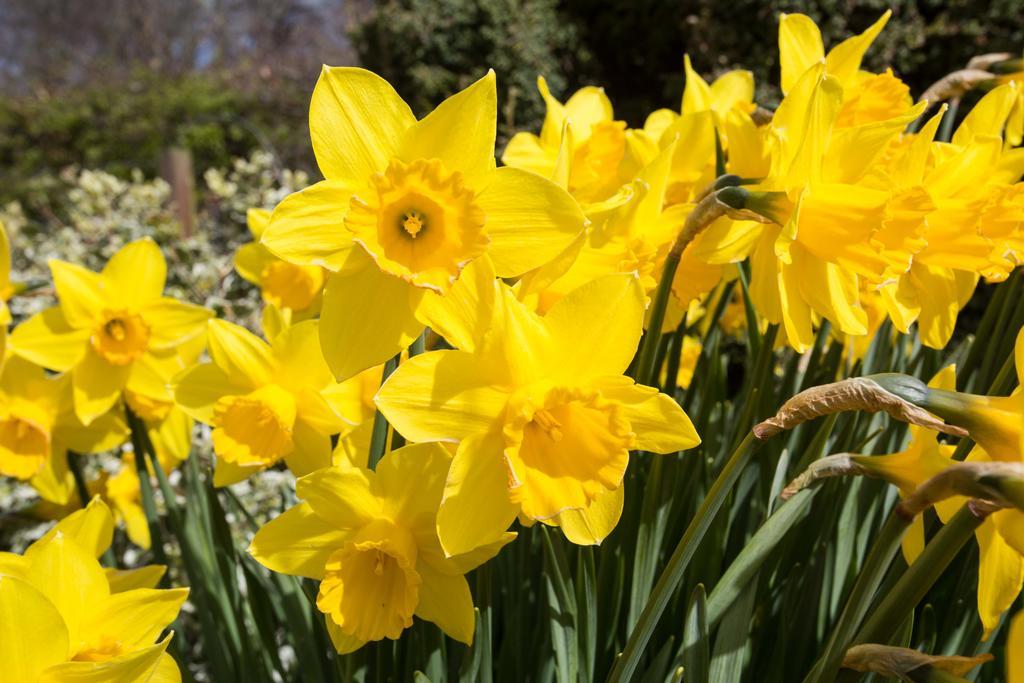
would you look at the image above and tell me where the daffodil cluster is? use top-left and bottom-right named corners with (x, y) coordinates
top-left (2, 6), bottom-right (1023, 669)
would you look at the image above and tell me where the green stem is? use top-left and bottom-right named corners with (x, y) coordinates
top-left (635, 250), bottom-right (682, 386)
top-left (66, 450), bottom-right (92, 509)
top-left (834, 506), bottom-right (984, 682)
top-left (936, 97), bottom-right (960, 143)
top-left (125, 407), bottom-right (168, 565)
top-left (367, 354), bottom-right (401, 469)
top-left (804, 510), bottom-right (911, 683)
top-left (607, 433), bottom-right (758, 683)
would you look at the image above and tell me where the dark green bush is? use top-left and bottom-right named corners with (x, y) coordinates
top-left (0, 69), bottom-right (311, 208)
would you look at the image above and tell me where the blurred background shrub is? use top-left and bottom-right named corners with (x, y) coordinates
top-left (1, 0), bottom-right (1022, 214)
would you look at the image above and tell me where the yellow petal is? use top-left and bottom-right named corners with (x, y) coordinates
top-left (148, 653), bottom-right (183, 683)
top-left (284, 420), bottom-right (333, 477)
top-left (319, 257), bottom-right (424, 381)
top-left (29, 449), bottom-right (75, 506)
top-left (212, 458), bottom-right (264, 488)
top-left (437, 429), bottom-right (519, 557)
top-left (910, 263), bottom-right (964, 350)
top-left (793, 251), bottom-right (868, 336)
top-left (477, 166), bottom-right (586, 278)
top-left (49, 259), bottom-right (103, 328)
top-left (418, 255), bottom-right (497, 352)
top-left (84, 587), bottom-right (187, 651)
top-left (296, 466), bottom-right (383, 529)
top-left (173, 363), bottom-right (234, 424)
top-left (261, 180), bottom-right (359, 271)
top-left (501, 132), bottom-right (557, 178)
top-left (901, 515), bottom-right (926, 565)
top-left (101, 238), bottom-right (167, 309)
top-left (30, 497), bottom-right (114, 559)
top-left (695, 218), bottom-right (763, 264)
top-left (376, 443), bottom-right (452, 534)
top-left (779, 13), bottom-right (825, 94)
top-left (27, 531), bottom-right (109, 649)
top-left (121, 501), bottom-right (152, 550)
top-left (0, 220), bottom-right (10, 290)
top-left (442, 532), bottom-right (516, 575)
top-left (325, 618), bottom-right (365, 654)
top-left (552, 485), bottom-right (624, 546)
top-left (564, 85), bottom-right (614, 138)
top-left (105, 565), bottom-right (167, 593)
top-left (400, 70), bottom-right (497, 184)
top-left (249, 502), bottom-right (348, 580)
top-left (11, 307), bottom-right (90, 371)
top-left (595, 377), bottom-right (700, 453)
top-left (414, 563), bottom-right (475, 644)
top-left (824, 11), bottom-right (891, 86)
top-left (376, 350), bottom-right (509, 443)
top-left (40, 635), bottom-right (171, 683)
top-left (710, 70), bottom-right (755, 113)
top-left (976, 517), bottom-right (1024, 639)
top-left (778, 260), bottom-right (815, 353)
top-left (952, 82), bottom-right (1019, 147)
top-left (207, 319), bottom-right (275, 388)
top-left (0, 575), bottom-right (70, 681)
top-left (72, 350), bottom-right (130, 425)
top-left (234, 242), bottom-right (272, 284)
top-left (143, 300), bottom-right (213, 350)
top-left (777, 69), bottom-right (843, 187)
top-left (310, 66), bottom-right (416, 184)
top-left (544, 273), bottom-right (645, 380)
top-left (682, 54), bottom-right (714, 114)
top-left (270, 320), bottom-right (335, 395)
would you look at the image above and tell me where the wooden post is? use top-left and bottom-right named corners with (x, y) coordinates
top-left (159, 147), bottom-right (197, 238)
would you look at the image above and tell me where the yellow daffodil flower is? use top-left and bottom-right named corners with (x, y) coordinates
top-left (660, 335), bottom-right (702, 390)
top-left (235, 207), bottom-right (325, 317)
top-left (0, 498), bottom-right (186, 681)
top-left (0, 356), bottom-right (127, 504)
top-left (174, 318), bottom-right (350, 486)
top-left (502, 76), bottom-right (656, 206)
top-left (9, 238), bottom-right (213, 425)
top-left (876, 85), bottom-right (1024, 347)
top-left (377, 268), bottom-right (700, 553)
top-left (779, 11), bottom-right (902, 116)
top-left (260, 67), bottom-right (586, 381)
top-left (249, 442), bottom-right (514, 652)
top-left (695, 12), bottom-right (941, 351)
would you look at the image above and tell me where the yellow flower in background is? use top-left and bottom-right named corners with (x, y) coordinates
top-left (778, 11), bottom-right (900, 112)
top-left (175, 318), bottom-right (350, 486)
top-left (378, 267), bottom-right (700, 553)
top-left (503, 76), bottom-right (656, 207)
top-left (659, 335), bottom-right (702, 390)
top-left (235, 207), bottom-right (325, 317)
top-left (876, 85), bottom-right (1024, 348)
top-left (0, 356), bottom-right (127, 505)
top-left (9, 238), bottom-right (213, 424)
top-left (261, 67), bottom-right (586, 381)
top-left (0, 498), bottom-right (186, 681)
top-left (250, 443), bottom-right (513, 652)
